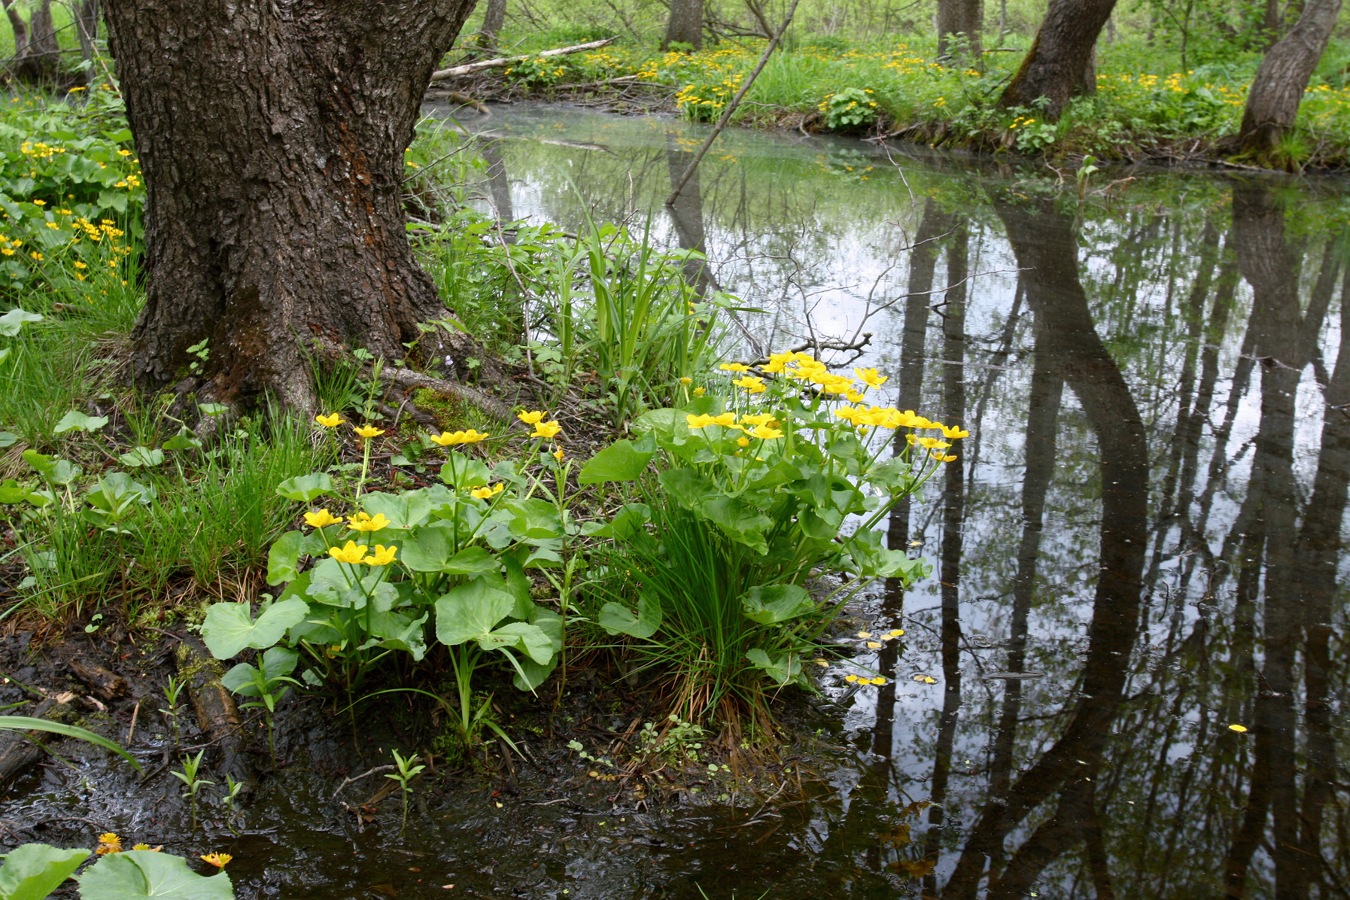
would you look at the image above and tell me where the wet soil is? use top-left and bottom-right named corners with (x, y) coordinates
top-left (0, 620), bottom-right (907, 898)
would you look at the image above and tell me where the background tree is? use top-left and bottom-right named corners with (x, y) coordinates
top-left (1234, 0), bottom-right (1344, 162)
top-left (477, 0), bottom-right (506, 50)
top-left (3, 0), bottom-right (60, 82)
top-left (937, 0), bottom-right (983, 65)
top-left (999, 0), bottom-right (1117, 119)
top-left (101, 0), bottom-right (479, 413)
top-left (663, 0), bottom-right (704, 50)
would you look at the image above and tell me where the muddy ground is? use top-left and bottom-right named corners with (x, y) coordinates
top-left (0, 616), bottom-right (908, 898)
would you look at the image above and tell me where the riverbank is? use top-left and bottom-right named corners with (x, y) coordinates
top-left (435, 33), bottom-right (1350, 172)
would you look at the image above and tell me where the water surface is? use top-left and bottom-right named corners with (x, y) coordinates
top-left (438, 103), bottom-right (1350, 898)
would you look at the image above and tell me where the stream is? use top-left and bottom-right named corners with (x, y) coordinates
top-left (3, 103), bottom-right (1348, 898)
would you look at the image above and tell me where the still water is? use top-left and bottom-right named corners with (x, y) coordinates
top-left (433, 103), bottom-right (1350, 898)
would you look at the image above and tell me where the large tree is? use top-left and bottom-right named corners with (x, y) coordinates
top-left (1234, 0), bottom-right (1343, 162)
top-left (999, 0), bottom-right (1116, 119)
top-left (102, 1), bottom-right (479, 412)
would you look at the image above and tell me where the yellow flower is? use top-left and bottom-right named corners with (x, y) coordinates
top-left (200, 853), bottom-right (233, 868)
top-left (531, 420), bottom-right (562, 439)
top-left (718, 362), bottom-right (751, 373)
top-left (364, 544), bottom-right (398, 566)
top-left (844, 674), bottom-right (859, 683)
top-left (711, 412), bottom-right (737, 427)
top-left (353, 424), bottom-right (384, 439)
top-left (736, 436), bottom-right (751, 448)
top-left (869, 677), bottom-right (887, 686)
top-left (686, 413), bottom-right (715, 429)
top-left (693, 387), bottom-right (706, 397)
top-left (304, 508), bottom-right (342, 529)
top-left (347, 512), bottom-right (390, 532)
top-left (553, 447), bottom-right (565, 462)
top-left (732, 376), bottom-right (767, 394)
top-left (329, 541), bottom-right (369, 564)
top-left (887, 629), bottom-right (904, 638)
top-left (918, 437), bottom-right (952, 450)
top-left (431, 429), bottom-right (489, 446)
top-left (932, 452), bottom-right (958, 463)
top-left (131, 843), bottom-right (161, 851)
top-left (516, 409), bottom-right (546, 425)
top-left (679, 376), bottom-right (692, 385)
top-left (750, 424), bottom-right (783, 440)
top-left (470, 483), bottom-right (504, 500)
top-left (96, 833), bottom-right (122, 854)
top-left (854, 367), bottom-right (888, 388)
top-left (740, 413), bottom-right (778, 428)
top-left (1228, 724), bottom-right (1248, 734)
top-left (866, 641), bottom-right (882, 649)
top-left (941, 424), bottom-right (970, 439)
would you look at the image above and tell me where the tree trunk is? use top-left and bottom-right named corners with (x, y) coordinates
top-left (998, 0), bottom-right (1116, 119)
top-left (1234, 0), bottom-right (1342, 162)
top-left (937, 0), bottom-right (983, 65)
top-left (102, 1), bottom-right (478, 413)
top-left (477, 0), bottom-right (506, 50)
top-left (75, 0), bottom-right (100, 68)
top-left (663, 0), bottom-right (703, 50)
top-left (3, 0), bottom-right (61, 82)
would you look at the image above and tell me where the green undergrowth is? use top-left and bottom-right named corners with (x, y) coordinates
top-left (467, 31), bottom-right (1350, 168)
top-left (0, 88), bottom-right (953, 758)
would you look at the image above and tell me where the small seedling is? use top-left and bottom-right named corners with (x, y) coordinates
top-left (385, 749), bottom-right (426, 835)
top-left (160, 674), bottom-right (184, 747)
top-left (171, 750), bottom-right (215, 830)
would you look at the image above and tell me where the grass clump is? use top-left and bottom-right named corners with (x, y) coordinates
top-left (579, 353), bottom-right (956, 733)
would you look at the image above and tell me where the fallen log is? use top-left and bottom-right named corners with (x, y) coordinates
top-left (429, 37), bottom-right (616, 82)
top-left (174, 637), bottom-right (256, 797)
top-left (0, 694), bottom-right (74, 788)
top-left (66, 657), bottom-right (129, 704)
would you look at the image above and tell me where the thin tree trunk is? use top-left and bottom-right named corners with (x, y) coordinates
top-left (1234, 0), bottom-right (1343, 163)
top-left (102, 1), bottom-right (477, 412)
top-left (477, 0), bottom-right (505, 48)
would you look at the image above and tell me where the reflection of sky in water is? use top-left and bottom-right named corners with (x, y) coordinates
top-left (434, 103), bottom-right (1349, 896)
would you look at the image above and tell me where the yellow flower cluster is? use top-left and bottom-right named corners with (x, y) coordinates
top-left (518, 409), bottom-right (562, 440)
top-left (20, 140), bottom-right (66, 159)
top-left (686, 411), bottom-right (784, 440)
top-left (431, 428), bottom-right (488, 446)
top-left (329, 540), bottom-right (397, 566)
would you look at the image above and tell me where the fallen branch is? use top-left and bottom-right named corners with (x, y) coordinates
top-left (385, 366), bottom-right (517, 423)
top-left (665, 0), bottom-right (802, 205)
top-left (430, 37), bottom-right (616, 81)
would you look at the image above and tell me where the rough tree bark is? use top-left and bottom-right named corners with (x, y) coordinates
top-left (999, 0), bottom-right (1116, 119)
top-left (1234, 0), bottom-right (1342, 162)
top-left (663, 0), bottom-right (704, 50)
top-left (101, 1), bottom-right (479, 413)
top-left (937, 0), bottom-right (983, 65)
top-left (3, 0), bottom-right (61, 82)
